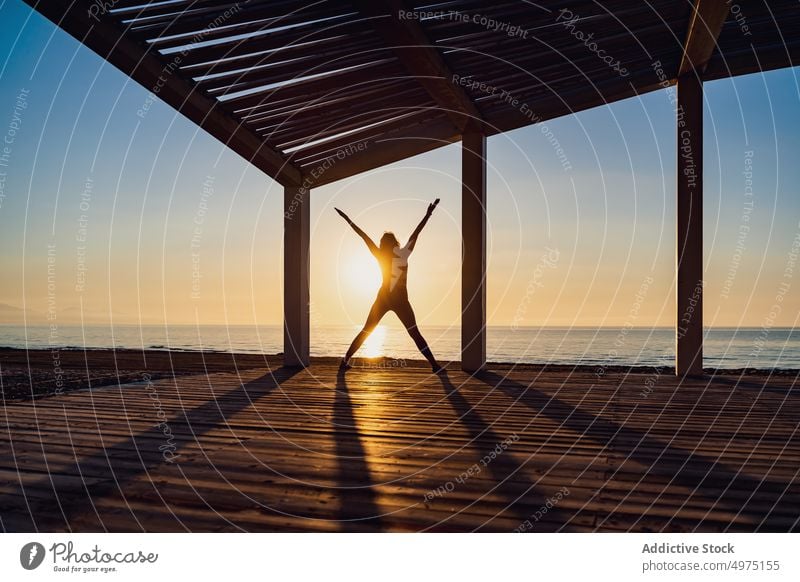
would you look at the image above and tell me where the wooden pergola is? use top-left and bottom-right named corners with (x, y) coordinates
top-left (28, 0), bottom-right (800, 374)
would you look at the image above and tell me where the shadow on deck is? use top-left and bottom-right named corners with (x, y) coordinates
top-left (1, 360), bottom-right (798, 532)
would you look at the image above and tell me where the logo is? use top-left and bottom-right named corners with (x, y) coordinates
top-left (20, 542), bottom-right (46, 570)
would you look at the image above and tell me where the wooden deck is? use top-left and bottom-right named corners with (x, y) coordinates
top-left (1, 360), bottom-right (798, 532)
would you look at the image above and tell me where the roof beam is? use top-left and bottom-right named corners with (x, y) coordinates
top-left (352, 0), bottom-right (484, 133)
top-left (302, 117), bottom-right (460, 188)
top-left (679, 0), bottom-right (730, 76)
top-left (310, 73), bottom-right (670, 188)
top-left (24, 0), bottom-right (303, 187)
top-left (703, 40), bottom-right (800, 81)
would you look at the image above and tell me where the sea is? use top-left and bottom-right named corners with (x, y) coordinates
top-left (1, 324), bottom-right (798, 370)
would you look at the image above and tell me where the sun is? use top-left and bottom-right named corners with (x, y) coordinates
top-left (343, 254), bottom-right (381, 296)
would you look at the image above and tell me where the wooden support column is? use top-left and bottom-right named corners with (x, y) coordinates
top-left (284, 185), bottom-right (310, 368)
top-left (676, 73), bottom-right (704, 377)
top-left (461, 132), bottom-right (487, 373)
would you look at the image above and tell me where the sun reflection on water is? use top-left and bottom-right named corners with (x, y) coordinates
top-left (360, 324), bottom-right (387, 358)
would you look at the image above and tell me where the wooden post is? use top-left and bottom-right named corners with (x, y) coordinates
top-left (676, 73), bottom-right (704, 377)
top-left (461, 132), bottom-right (487, 373)
top-left (284, 185), bottom-right (310, 367)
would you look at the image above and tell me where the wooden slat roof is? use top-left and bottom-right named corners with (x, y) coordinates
top-left (25, 0), bottom-right (800, 188)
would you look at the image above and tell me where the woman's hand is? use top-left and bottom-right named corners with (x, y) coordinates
top-left (426, 198), bottom-right (441, 217)
top-left (336, 209), bottom-right (378, 254)
top-left (335, 207), bottom-right (351, 223)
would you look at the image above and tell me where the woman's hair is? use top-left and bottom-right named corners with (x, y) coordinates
top-left (379, 231), bottom-right (399, 251)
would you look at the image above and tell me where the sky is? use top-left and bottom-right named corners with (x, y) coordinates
top-left (0, 0), bottom-right (799, 334)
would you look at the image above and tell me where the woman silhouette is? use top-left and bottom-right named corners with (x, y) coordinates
top-left (335, 200), bottom-right (442, 372)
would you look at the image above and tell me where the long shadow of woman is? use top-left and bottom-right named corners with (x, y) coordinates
top-left (435, 370), bottom-right (574, 531)
top-left (0, 367), bottom-right (301, 531)
top-left (332, 369), bottom-right (384, 531)
top-left (476, 370), bottom-right (800, 531)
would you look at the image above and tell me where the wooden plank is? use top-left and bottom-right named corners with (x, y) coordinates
top-left (676, 73), bottom-right (704, 377)
top-left (221, 60), bottom-right (407, 111)
top-left (1, 358), bottom-right (798, 532)
top-left (242, 81), bottom-right (413, 127)
top-left (26, 0), bottom-right (800, 194)
top-left (679, 0), bottom-right (730, 76)
top-left (283, 186), bottom-right (310, 367)
top-left (253, 87), bottom-right (429, 138)
top-left (195, 39), bottom-right (385, 91)
top-left (461, 133), bottom-right (487, 373)
top-left (183, 31), bottom-right (380, 77)
top-left (22, 0), bottom-right (303, 188)
top-left (273, 109), bottom-right (431, 151)
top-left (294, 117), bottom-right (459, 186)
top-left (127, 3), bottom-right (343, 43)
top-left (309, 74), bottom-right (669, 188)
top-left (352, 0), bottom-right (484, 133)
top-left (172, 18), bottom-right (368, 68)
top-left (703, 41), bottom-right (800, 81)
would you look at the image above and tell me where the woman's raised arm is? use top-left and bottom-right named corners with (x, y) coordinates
top-left (335, 207), bottom-right (378, 255)
top-left (405, 198), bottom-right (439, 251)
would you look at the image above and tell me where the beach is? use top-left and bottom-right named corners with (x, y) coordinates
top-left (0, 348), bottom-right (272, 401)
top-left (2, 346), bottom-right (796, 403)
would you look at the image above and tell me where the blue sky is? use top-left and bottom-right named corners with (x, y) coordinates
top-left (0, 0), bottom-right (798, 331)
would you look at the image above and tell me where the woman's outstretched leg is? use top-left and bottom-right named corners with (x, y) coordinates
top-left (394, 300), bottom-right (441, 372)
top-left (342, 298), bottom-right (387, 368)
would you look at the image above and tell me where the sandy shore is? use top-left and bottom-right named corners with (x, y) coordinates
top-left (0, 348), bottom-right (277, 402)
top-left (1, 347), bottom-right (794, 402)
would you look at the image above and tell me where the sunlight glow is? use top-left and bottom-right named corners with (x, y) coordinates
top-left (343, 254), bottom-right (381, 297)
top-left (360, 324), bottom-right (387, 358)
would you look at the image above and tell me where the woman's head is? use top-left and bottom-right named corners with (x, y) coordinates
top-left (380, 231), bottom-right (399, 251)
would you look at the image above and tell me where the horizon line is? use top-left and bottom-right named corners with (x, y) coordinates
top-left (1, 323), bottom-right (796, 331)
